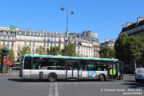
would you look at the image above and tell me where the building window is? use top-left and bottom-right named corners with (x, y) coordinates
top-left (47, 43), bottom-right (49, 47)
top-left (54, 43), bottom-right (56, 47)
top-left (19, 32), bottom-right (22, 35)
top-left (32, 48), bottom-right (34, 52)
top-left (24, 41), bottom-right (27, 46)
top-left (12, 42), bottom-right (14, 47)
top-left (33, 42), bottom-right (35, 46)
top-left (54, 38), bottom-right (56, 42)
top-left (3, 31), bottom-right (7, 34)
top-left (18, 46), bottom-right (20, 51)
top-left (8, 32), bottom-right (10, 35)
top-left (59, 38), bottom-right (61, 42)
top-left (3, 41), bottom-right (5, 45)
top-left (29, 41), bottom-right (31, 46)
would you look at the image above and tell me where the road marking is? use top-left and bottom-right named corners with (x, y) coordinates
top-left (48, 82), bottom-right (59, 96)
top-left (55, 82), bottom-right (59, 96)
top-left (48, 83), bottom-right (54, 96)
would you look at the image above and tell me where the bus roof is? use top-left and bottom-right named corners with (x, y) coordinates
top-left (23, 54), bottom-right (118, 61)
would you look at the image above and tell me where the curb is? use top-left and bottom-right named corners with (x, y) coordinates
top-left (0, 73), bottom-right (19, 76)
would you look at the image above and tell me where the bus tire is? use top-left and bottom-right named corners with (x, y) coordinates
top-left (98, 74), bottom-right (105, 81)
top-left (48, 73), bottom-right (57, 82)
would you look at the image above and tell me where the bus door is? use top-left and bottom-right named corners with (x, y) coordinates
top-left (107, 62), bottom-right (118, 79)
top-left (66, 60), bottom-right (79, 79)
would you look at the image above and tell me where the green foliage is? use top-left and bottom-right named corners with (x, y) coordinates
top-left (99, 46), bottom-right (115, 58)
top-left (19, 46), bottom-right (31, 58)
top-left (9, 49), bottom-right (15, 64)
top-left (61, 43), bottom-right (76, 56)
top-left (61, 49), bottom-right (65, 56)
top-left (114, 33), bottom-right (144, 69)
top-left (114, 33), bottom-right (130, 64)
top-left (125, 36), bottom-right (144, 60)
top-left (0, 47), bottom-right (2, 61)
top-left (49, 46), bottom-right (60, 55)
top-left (35, 46), bottom-right (47, 55)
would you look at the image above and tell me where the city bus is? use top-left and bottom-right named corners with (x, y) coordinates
top-left (19, 54), bottom-right (124, 82)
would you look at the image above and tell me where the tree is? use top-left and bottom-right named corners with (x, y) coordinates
top-left (114, 33), bottom-right (144, 70)
top-left (99, 46), bottom-right (115, 58)
top-left (61, 43), bottom-right (76, 56)
top-left (19, 46), bottom-right (31, 58)
top-left (125, 36), bottom-right (144, 70)
top-left (114, 33), bottom-right (130, 65)
top-left (49, 46), bottom-right (60, 55)
top-left (9, 49), bottom-right (15, 64)
top-left (35, 46), bottom-right (47, 55)
top-left (0, 47), bottom-right (2, 62)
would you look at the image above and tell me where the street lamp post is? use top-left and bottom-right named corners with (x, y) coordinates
top-left (60, 8), bottom-right (74, 56)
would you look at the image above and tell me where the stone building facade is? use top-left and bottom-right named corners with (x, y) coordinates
top-left (120, 17), bottom-right (144, 37)
top-left (0, 27), bottom-right (100, 61)
top-left (100, 39), bottom-right (115, 48)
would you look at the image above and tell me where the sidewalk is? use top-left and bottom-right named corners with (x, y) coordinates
top-left (0, 70), bottom-right (19, 76)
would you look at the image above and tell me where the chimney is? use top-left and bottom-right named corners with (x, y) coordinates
top-left (41, 29), bottom-right (45, 33)
top-left (28, 28), bottom-right (31, 31)
top-left (16, 27), bottom-right (19, 31)
top-left (126, 22), bottom-right (134, 27)
top-left (137, 17), bottom-right (144, 23)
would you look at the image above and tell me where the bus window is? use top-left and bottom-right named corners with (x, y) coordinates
top-left (79, 60), bottom-right (86, 70)
top-left (32, 57), bottom-right (41, 69)
top-left (96, 61), bottom-right (107, 71)
top-left (66, 62), bottom-right (79, 70)
top-left (24, 57), bottom-right (32, 69)
top-left (67, 62), bottom-right (73, 70)
top-left (47, 59), bottom-right (65, 70)
top-left (85, 61), bottom-right (97, 71)
top-left (32, 57), bottom-right (65, 70)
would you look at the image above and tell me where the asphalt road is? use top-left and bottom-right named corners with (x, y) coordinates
top-left (0, 74), bottom-right (144, 96)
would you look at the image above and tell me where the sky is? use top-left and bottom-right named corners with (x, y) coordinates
top-left (0, 0), bottom-right (144, 42)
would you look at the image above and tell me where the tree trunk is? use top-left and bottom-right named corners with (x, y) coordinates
top-left (134, 59), bottom-right (136, 71)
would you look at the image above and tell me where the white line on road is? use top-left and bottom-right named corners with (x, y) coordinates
top-left (48, 82), bottom-right (59, 96)
top-left (48, 83), bottom-right (54, 96)
top-left (55, 82), bottom-right (59, 96)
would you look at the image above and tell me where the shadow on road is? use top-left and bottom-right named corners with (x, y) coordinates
top-left (8, 78), bottom-right (48, 82)
top-left (8, 78), bottom-right (118, 83)
top-left (122, 80), bottom-right (144, 88)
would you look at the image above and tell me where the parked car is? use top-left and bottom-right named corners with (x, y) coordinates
top-left (135, 66), bottom-right (144, 82)
top-left (13, 62), bottom-right (21, 70)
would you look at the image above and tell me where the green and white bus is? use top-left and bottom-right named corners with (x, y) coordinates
top-left (20, 54), bottom-right (124, 82)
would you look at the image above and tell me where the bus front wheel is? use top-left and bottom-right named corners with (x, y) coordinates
top-left (98, 74), bottom-right (105, 81)
top-left (48, 73), bottom-right (57, 82)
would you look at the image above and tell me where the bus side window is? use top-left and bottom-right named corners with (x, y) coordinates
top-left (80, 60), bottom-right (86, 70)
top-left (32, 57), bottom-right (41, 70)
top-left (97, 66), bottom-right (101, 71)
top-left (24, 57), bottom-right (32, 69)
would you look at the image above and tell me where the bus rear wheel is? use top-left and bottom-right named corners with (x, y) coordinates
top-left (48, 73), bottom-right (57, 82)
top-left (99, 74), bottom-right (105, 81)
